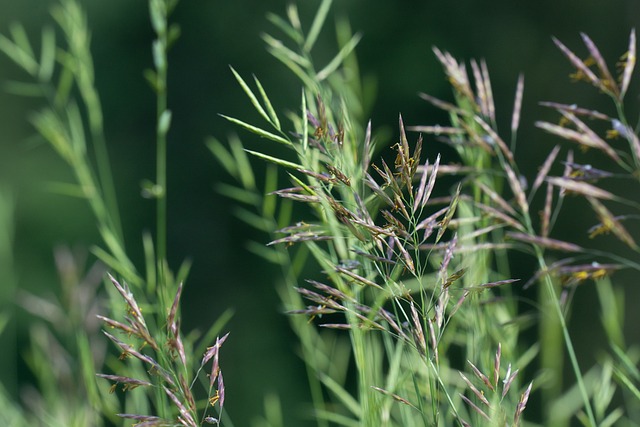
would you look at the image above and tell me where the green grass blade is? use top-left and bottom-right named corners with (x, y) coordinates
top-left (229, 66), bottom-right (271, 126)
top-left (229, 134), bottom-right (256, 190)
top-left (38, 26), bottom-right (56, 82)
top-left (253, 74), bottom-right (281, 130)
top-left (304, 0), bottom-right (333, 52)
top-left (266, 12), bottom-right (303, 45)
top-left (262, 33), bottom-right (311, 68)
top-left (206, 137), bottom-right (238, 178)
top-left (244, 149), bottom-right (303, 169)
top-left (317, 32), bottom-right (362, 81)
top-left (220, 114), bottom-right (291, 146)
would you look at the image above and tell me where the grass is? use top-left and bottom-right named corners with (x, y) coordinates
top-left (1, 0), bottom-right (640, 426)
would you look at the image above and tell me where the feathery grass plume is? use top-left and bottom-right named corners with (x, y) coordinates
top-left (458, 345), bottom-right (533, 426)
top-left (99, 275), bottom-right (230, 426)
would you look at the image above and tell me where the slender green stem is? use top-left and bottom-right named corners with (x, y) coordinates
top-left (524, 211), bottom-right (597, 426)
top-left (149, 0), bottom-right (171, 297)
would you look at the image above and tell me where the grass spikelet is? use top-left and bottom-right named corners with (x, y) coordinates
top-left (514, 382), bottom-right (533, 426)
top-left (580, 32), bottom-right (619, 96)
top-left (586, 196), bottom-right (638, 249)
top-left (531, 145), bottom-right (561, 195)
top-left (546, 176), bottom-right (615, 200)
top-left (552, 36), bottom-right (604, 91)
top-left (619, 29), bottom-right (636, 98)
top-left (511, 73), bottom-right (525, 137)
top-left (541, 183), bottom-right (554, 238)
top-left (507, 231), bottom-right (583, 252)
top-left (503, 161), bottom-right (529, 215)
top-left (459, 394), bottom-right (490, 421)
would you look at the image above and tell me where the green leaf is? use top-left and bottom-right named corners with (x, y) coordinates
top-left (317, 32), bottom-right (362, 81)
top-left (234, 206), bottom-right (272, 232)
top-left (245, 240), bottom-right (284, 265)
top-left (318, 372), bottom-right (361, 417)
top-left (262, 33), bottom-right (311, 68)
top-left (229, 134), bottom-right (255, 190)
top-left (220, 114), bottom-right (291, 146)
top-left (38, 26), bottom-right (56, 82)
top-left (229, 66), bottom-right (271, 126)
top-left (304, 0), bottom-right (333, 52)
top-left (207, 137), bottom-right (237, 178)
top-left (3, 80), bottom-right (44, 97)
top-left (266, 12), bottom-right (303, 45)
top-left (244, 149), bottom-right (303, 170)
top-left (43, 181), bottom-right (86, 198)
top-left (216, 183), bottom-right (261, 206)
top-left (253, 74), bottom-right (281, 130)
top-left (265, 45), bottom-right (318, 91)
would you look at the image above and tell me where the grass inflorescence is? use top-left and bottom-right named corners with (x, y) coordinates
top-left (1, 0), bottom-right (640, 426)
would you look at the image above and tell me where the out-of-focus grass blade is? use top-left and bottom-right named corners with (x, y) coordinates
top-left (244, 149), bottom-right (303, 170)
top-left (304, 0), bottom-right (333, 52)
top-left (229, 134), bottom-right (255, 190)
top-left (313, 409), bottom-right (359, 427)
top-left (317, 372), bottom-right (361, 418)
top-left (175, 258), bottom-right (192, 289)
top-left (91, 245), bottom-right (140, 288)
top-left (266, 12), bottom-right (303, 45)
top-left (234, 206), bottom-right (271, 233)
top-left (317, 32), bottom-right (362, 81)
top-left (39, 26), bottom-right (56, 82)
top-left (265, 44), bottom-right (318, 91)
top-left (44, 181), bottom-right (86, 198)
top-left (262, 164), bottom-right (278, 218)
top-left (0, 25), bottom-right (38, 76)
top-left (220, 114), bottom-right (291, 146)
top-left (206, 137), bottom-right (237, 178)
top-left (3, 80), bottom-right (44, 97)
top-left (246, 240), bottom-right (284, 265)
top-left (142, 231), bottom-right (156, 294)
top-left (216, 183), bottom-right (261, 205)
top-left (262, 33), bottom-right (311, 68)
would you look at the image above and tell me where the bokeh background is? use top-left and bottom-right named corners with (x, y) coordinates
top-left (1, 0), bottom-right (639, 425)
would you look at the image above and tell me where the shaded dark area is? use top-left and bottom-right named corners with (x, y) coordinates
top-left (1, 0), bottom-right (639, 425)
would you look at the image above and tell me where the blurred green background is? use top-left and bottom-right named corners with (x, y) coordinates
top-left (1, 0), bottom-right (639, 425)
